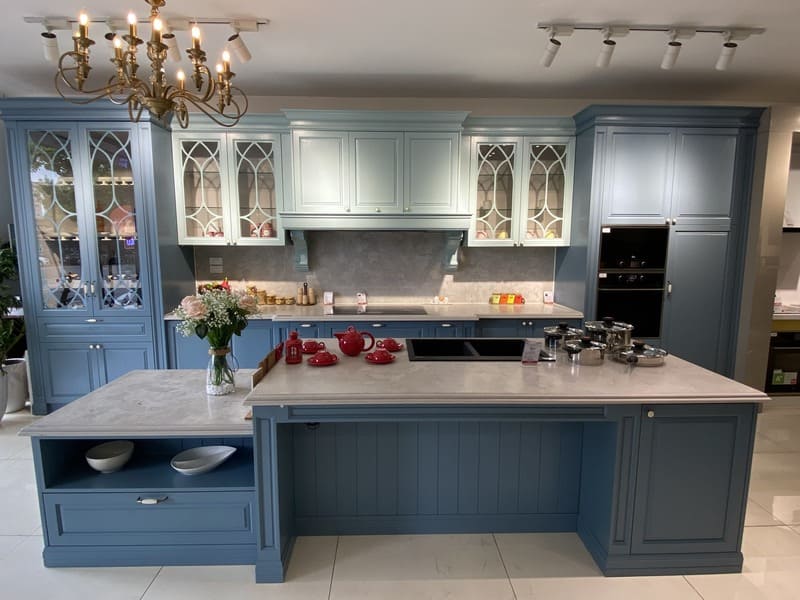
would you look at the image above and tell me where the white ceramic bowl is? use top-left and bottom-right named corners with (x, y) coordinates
top-left (85, 440), bottom-right (134, 474)
top-left (170, 446), bottom-right (237, 476)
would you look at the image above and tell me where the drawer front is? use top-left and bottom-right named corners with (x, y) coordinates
top-left (44, 491), bottom-right (255, 546)
top-left (39, 318), bottom-right (152, 340)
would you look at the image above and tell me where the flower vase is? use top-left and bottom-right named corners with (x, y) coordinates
top-left (206, 347), bottom-right (237, 396)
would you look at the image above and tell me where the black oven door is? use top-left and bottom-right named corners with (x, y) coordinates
top-left (596, 289), bottom-right (664, 338)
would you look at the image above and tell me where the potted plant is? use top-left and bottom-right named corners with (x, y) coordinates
top-left (174, 283), bottom-right (258, 395)
top-left (0, 246), bottom-right (25, 417)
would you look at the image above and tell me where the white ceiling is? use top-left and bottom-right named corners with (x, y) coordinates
top-left (2, 0), bottom-right (799, 104)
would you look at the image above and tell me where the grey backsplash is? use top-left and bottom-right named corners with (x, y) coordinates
top-left (193, 231), bottom-right (554, 304)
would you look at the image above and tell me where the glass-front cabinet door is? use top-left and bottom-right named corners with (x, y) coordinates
top-left (173, 132), bottom-right (284, 245)
top-left (27, 128), bottom-right (91, 312)
top-left (24, 125), bottom-right (149, 316)
top-left (467, 135), bottom-right (574, 247)
top-left (468, 138), bottom-right (521, 246)
top-left (175, 135), bottom-right (228, 244)
top-left (230, 137), bottom-right (284, 245)
top-left (518, 139), bottom-right (574, 246)
top-left (88, 129), bottom-right (145, 313)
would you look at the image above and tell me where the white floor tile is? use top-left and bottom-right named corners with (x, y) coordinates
top-left (749, 453), bottom-right (800, 525)
top-left (0, 459), bottom-right (42, 535)
top-left (0, 536), bottom-right (158, 600)
top-left (763, 397), bottom-right (800, 415)
top-left (757, 414), bottom-right (800, 452)
top-left (143, 536), bottom-right (337, 600)
top-left (0, 534), bottom-right (27, 560)
top-left (0, 413), bottom-right (36, 460)
top-left (746, 499), bottom-right (786, 526)
top-left (754, 432), bottom-right (787, 453)
top-left (329, 534), bottom-right (515, 600)
top-left (686, 526), bottom-right (800, 600)
top-left (495, 532), bottom-right (702, 599)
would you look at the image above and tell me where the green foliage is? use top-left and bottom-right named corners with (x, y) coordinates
top-left (0, 246), bottom-right (23, 369)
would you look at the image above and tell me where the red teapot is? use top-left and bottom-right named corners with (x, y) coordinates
top-left (334, 325), bottom-right (375, 356)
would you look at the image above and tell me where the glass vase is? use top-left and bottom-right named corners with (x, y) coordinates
top-left (206, 347), bottom-right (237, 396)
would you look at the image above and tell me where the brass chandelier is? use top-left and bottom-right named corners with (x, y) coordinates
top-left (54, 0), bottom-right (248, 127)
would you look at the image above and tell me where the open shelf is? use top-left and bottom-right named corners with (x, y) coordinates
top-left (40, 438), bottom-right (254, 492)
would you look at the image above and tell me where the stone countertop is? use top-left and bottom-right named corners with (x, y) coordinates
top-left (245, 339), bottom-right (767, 407)
top-left (19, 370), bottom-right (254, 438)
top-left (164, 303), bottom-right (584, 322)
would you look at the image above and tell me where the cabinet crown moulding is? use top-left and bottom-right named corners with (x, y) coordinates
top-left (281, 109), bottom-right (471, 132)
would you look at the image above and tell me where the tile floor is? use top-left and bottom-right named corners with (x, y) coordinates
top-left (2, 397), bottom-right (800, 600)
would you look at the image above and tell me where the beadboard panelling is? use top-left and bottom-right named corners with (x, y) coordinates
top-left (291, 421), bottom-right (582, 530)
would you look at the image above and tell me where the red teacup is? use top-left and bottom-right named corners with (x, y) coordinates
top-left (366, 348), bottom-right (395, 363)
top-left (302, 340), bottom-right (325, 354)
top-left (377, 338), bottom-right (402, 351)
top-left (308, 350), bottom-right (338, 366)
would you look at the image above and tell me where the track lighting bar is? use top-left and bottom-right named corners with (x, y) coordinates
top-left (537, 23), bottom-right (764, 70)
top-left (24, 16), bottom-right (269, 31)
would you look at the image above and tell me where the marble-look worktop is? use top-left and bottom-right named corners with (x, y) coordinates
top-left (246, 340), bottom-right (767, 406)
top-left (20, 370), bottom-right (253, 438)
top-left (163, 302), bottom-right (584, 322)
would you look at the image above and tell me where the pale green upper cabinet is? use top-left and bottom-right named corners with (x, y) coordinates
top-left (292, 130), bottom-right (349, 214)
top-left (350, 132), bottom-right (403, 214)
top-left (174, 131), bottom-right (285, 245)
top-left (281, 110), bottom-right (469, 228)
top-left (468, 135), bottom-right (575, 247)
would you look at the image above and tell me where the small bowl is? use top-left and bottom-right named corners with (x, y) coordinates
top-left (85, 440), bottom-right (134, 474)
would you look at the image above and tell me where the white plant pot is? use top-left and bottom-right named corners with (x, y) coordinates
top-left (3, 358), bottom-right (28, 413)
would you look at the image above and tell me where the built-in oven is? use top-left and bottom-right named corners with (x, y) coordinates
top-left (596, 225), bottom-right (670, 338)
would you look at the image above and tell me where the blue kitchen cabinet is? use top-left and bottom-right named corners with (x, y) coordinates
top-left (558, 107), bottom-right (762, 376)
top-left (274, 321), bottom-right (332, 343)
top-left (601, 127), bottom-right (675, 226)
top-left (39, 341), bottom-right (154, 411)
top-left (290, 130), bottom-right (350, 214)
top-left (426, 321), bottom-right (476, 337)
top-left (32, 436), bottom-right (256, 567)
top-left (350, 132), bottom-right (404, 214)
top-left (404, 132), bottom-right (460, 214)
top-left (630, 403), bottom-right (754, 555)
top-left (232, 322), bottom-right (274, 368)
top-left (476, 318), bottom-right (582, 338)
top-left (661, 230), bottom-right (732, 372)
top-left (166, 320), bottom-right (274, 369)
top-left (1, 100), bottom-right (191, 413)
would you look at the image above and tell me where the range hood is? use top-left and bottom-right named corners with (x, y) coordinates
top-left (288, 230), bottom-right (465, 273)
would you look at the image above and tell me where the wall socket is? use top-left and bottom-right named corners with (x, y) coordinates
top-left (209, 257), bottom-right (224, 275)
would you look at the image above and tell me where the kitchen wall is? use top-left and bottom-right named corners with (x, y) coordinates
top-left (775, 233), bottom-right (800, 305)
top-left (193, 231), bottom-right (554, 305)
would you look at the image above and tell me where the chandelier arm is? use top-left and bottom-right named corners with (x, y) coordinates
top-left (182, 96), bottom-right (242, 128)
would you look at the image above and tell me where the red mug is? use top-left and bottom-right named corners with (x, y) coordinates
top-left (302, 340), bottom-right (325, 354)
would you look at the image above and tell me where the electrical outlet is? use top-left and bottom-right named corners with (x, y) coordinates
top-left (209, 257), bottom-right (224, 274)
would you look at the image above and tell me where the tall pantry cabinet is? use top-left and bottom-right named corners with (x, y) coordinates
top-left (1, 100), bottom-right (195, 414)
top-left (556, 106), bottom-right (762, 376)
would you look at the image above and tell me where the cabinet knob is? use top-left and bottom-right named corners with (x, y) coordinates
top-left (647, 410), bottom-right (655, 418)
top-left (672, 218), bottom-right (677, 225)
top-left (95, 344), bottom-right (103, 350)
top-left (404, 207), bottom-right (410, 212)
top-left (375, 208), bottom-right (381, 213)
top-left (665, 218), bottom-right (670, 225)
top-left (88, 344), bottom-right (95, 350)
top-left (345, 208), bottom-right (351, 213)
top-left (137, 496), bottom-right (168, 505)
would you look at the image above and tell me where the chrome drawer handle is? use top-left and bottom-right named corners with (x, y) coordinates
top-left (137, 496), bottom-right (168, 505)
top-left (300, 323), bottom-right (313, 328)
top-left (372, 323), bottom-right (384, 328)
top-left (441, 323), bottom-right (452, 328)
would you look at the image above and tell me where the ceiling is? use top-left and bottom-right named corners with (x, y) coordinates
top-left (2, 0), bottom-right (799, 105)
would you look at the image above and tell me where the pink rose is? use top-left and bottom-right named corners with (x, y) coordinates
top-left (180, 295), bottom-right (207, 319)
top-left (238, 294), bottom-right (258, 313)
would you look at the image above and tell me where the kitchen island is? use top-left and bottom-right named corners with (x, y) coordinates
top-left (245, 344), bottom-right (766, 582)
top-left (21, 347), bottom-right (766, 583)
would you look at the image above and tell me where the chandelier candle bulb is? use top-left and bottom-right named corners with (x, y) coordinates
top-left (222, 50), bottom-right (231, 75)
top-left (113, 35), bottom-right (123, 60)
top-left (127, 12), bottom-right (137, 40)
top-left (191, 25), bottom-right (201, 50)
top-left (78, 13), bottom-right (89, 39)
top-left (151, 18), bottom-right (162, 44)
top-left (176, 69), bottom-right (185, 90)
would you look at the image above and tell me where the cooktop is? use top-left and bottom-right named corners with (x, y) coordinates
top-left (331, 305), bottom-right (428, 316)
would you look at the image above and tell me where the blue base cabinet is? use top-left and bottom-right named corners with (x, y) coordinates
top-left (166, 320), bottom-right (275, 369)
top-left (32, 436), bottom-right (256, 567)
top-left (253, 400), bottom-right (757, 582)
top-left (477, 318), bottom-right (582, 338)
